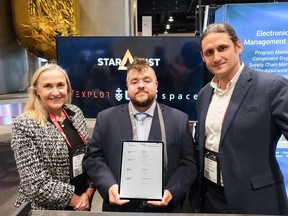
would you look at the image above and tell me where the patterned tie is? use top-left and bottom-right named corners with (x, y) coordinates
top-left (135, 113), bottom-right (147, 140)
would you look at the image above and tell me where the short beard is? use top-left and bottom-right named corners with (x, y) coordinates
top-left (130, 96), bottom-right (154, 108)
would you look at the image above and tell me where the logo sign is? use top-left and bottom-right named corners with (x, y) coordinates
top-left (56, 36), bottom-right (204, 121)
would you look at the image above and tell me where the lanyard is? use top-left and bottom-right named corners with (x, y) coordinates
top-left (49, 109), bottom-right (86, 148)
top-left (128, 102), bottom-right (168, 171)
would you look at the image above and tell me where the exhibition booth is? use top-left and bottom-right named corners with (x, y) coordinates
top-left (7, 2), bottom-right (288, 215)
top-left (56, 2), bottom-right (288, 197)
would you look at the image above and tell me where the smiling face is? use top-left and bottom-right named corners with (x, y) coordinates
top-left (127, 66), bottom-right (158, 112)
top-left (201, 32), bottom-right (242, 81)
top-left (36, 69), bottom-right (68, 114)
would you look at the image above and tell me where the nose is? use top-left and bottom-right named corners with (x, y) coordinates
top-left (138, 80), bottom-right (145, 88)
top-left (51, 87), bottom-right (60, 95)
top-left (213, 51), bottom-right (221, 63)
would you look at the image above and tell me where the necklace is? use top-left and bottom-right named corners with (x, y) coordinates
top-left (58, 120), bottom-right (65, 128)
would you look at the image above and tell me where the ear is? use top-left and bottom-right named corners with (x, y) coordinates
top-left (156, 81), bottom-right (159, 93)
top-left (200, 51), bottom-right (206, 63)
top-left (236, 40), bottom-right (243, 54)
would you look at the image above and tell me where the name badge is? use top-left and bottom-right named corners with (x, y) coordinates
top-left (204, 149), bottom-right (223, 186)
top-left (69, 146), bottom-right (85, 179)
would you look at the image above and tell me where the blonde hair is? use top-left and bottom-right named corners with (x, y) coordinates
top-left (24, 64), bottom-right (72, 127)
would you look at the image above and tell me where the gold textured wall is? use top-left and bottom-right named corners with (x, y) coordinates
top-left (11, 0), bottom-right (80, 61)
top-left (0, 0), bottom-right (134, 94)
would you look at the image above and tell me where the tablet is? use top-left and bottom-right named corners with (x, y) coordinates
top-left (118, 140), bottom-right (164, 200)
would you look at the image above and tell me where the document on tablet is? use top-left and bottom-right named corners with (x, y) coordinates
top-left (119, 140), bottom-right (163, 200)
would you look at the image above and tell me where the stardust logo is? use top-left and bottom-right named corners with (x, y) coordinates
top-left (97, 49), bottom-right (161, 70)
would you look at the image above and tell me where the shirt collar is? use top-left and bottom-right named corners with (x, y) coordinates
top-left (210, 63), bottom-right (244, 94)
top-left (130, 100), bottom-right (156, 117)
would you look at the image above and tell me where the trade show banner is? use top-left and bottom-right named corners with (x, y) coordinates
top-left (215, 2), bottom-right (288, 78)
top-left (56, 36), bottom-right (205, 121)
top-left (215, 2), bottom-right (288, 195)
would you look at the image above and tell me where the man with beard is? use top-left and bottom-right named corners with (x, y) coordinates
top-left (83, 58), bottom-right (198, 212)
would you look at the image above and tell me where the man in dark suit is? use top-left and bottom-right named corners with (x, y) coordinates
top-left (196, 22), bottom-right (288, 215)
top-left (83, 58), bottom-right (198, 212)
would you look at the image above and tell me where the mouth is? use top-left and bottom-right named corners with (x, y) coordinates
top-left (136, 92), bottom-right (148, 100)
top-left (213, 62), bottom-right (225, 68)
top-left (137, 91), bottom-right (146, 95)
top-left (50, 97), bottom-right (63, 103)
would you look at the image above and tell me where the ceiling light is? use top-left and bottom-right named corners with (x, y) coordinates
top-left (168, 16), bottom-right (174, 22)
top-left (166, 24), bottom-right (170, 29)
top-left (164, 30), bottom-right (168, 34)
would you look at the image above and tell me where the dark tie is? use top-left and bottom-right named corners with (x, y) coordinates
top-left (135, 113), bottom-right (147, 140)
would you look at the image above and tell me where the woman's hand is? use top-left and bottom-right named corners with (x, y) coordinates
top-left (74, 192), bottom-right (90, 211)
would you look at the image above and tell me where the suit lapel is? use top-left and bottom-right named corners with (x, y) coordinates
top-left (199, 87), bottom-right (214, 134)
top-left (199, 86), bottom-right (214, 167)
top-left (148, 104), bottom-right (162, 140)
top-left (119, 104), bottom-right (134, 140)
top-left (220, 67), bottom-right (253, 145)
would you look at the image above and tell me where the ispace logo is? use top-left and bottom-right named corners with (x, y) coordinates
top-left (97, 49), bottom-right (161, 70)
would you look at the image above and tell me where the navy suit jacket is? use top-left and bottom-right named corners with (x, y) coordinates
top-left (84, 102), bottom-right (198, 212)
top-left (196, 65), bottom-right (288, 214)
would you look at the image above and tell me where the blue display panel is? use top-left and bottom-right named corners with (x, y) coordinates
top-left (215, 2), bottom-right (288, 196)
top-left (277, 135), bottom-right (288, 195)
top-left (215, 3), bottom-right (288, 78)
top-left (56, 36), bottom-right (204, 121)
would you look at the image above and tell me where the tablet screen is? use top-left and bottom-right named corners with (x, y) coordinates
top-left (119, 140), bottom-right (163, 200)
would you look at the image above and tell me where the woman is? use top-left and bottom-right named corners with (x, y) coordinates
top-left (11, 64), bottom-right (94, 210)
